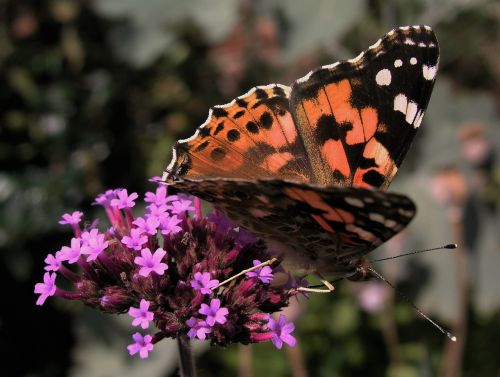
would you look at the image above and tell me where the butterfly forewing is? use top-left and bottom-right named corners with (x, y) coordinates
top-left (167, 84), bottom-right (312, 182)
top-left (290, 25), bottom-right (438, 189)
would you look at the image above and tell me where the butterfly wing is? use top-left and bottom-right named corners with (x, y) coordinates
top-left (166, 84), bottom-right (312, 183)
top-left (174, 178), bottom-right (416, 276)
top-left (290, 25), bottom-right (439, 189)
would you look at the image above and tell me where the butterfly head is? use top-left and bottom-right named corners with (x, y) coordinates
top-left (163, 143), bottom-right (191, 183)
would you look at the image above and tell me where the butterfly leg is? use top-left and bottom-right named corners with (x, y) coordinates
top-left (216, 258), bottom-right (279, 288)
top-left (297, 278), bottom-right (335, 294)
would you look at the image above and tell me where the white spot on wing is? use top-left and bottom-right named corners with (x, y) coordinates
top-left (345, 197), bottom-right (365, 208)
top-left (404, 38), bottom-right (415, 45)
top-left (410, 57), bottom-right (417, 65)
top-left (394, 59), bottom-right (403, 68)
top-left (375, 69), bottom-right (392, 86)
top-left (394, 94), bottom-right (408, 114)
top-left (418, 42), bottom-right (426, 47)
top-left (422, 64), bottom-right (437, 80)
top-left (414, 111), bottom-right (425, 128)
top-left (405, 101), bottom-right (418, 124)
top-left (369, 213), bottom-right (385, 223)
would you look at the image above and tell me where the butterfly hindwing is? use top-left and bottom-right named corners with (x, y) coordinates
top-left (173, 178), bottom-right (416, 275)
top-left (290, 25), bottom-right (439, 189)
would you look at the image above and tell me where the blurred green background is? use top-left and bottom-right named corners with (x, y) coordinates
top-left (1, 0), bottom-right (500, 376)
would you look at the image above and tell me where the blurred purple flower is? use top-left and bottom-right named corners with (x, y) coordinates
top-left (267, 314), bottom-right (296, 349)
top-left (144, 186), bottom-right (168, 207)
top-left (59, 211), bottom-right (83, 225)
top-left (159, 214), bottom-right (182, 235)
top-left (133, 217), bottom-right (160, 236)
top-left (169, 199), bottom-right (195, 215)
top-left (357, 283), bottom-right (388, 313)
top-left (111, 189), bottom-right (138, 209)
top-left (127, 333), bottom-right (154, 359)
top-left (186, 317), bottom-right (212, 340)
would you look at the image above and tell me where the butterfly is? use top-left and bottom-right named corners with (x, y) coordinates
top-left (162, 25), bottom-right (439, 281)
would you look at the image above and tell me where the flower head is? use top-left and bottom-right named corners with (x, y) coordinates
top-left (35, 182), bottom-right (297, 359)
top-left (127, 333), bottom-right (154, 359)
top-left (267, 314), bottom-right (296, 349)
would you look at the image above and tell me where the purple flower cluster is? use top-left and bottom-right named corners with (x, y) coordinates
top-left (34, 180), bottom-right (301, 358)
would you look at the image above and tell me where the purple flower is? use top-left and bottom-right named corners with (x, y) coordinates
top-left (133, 216), bottom-right (160, 236)
top-left (144, 186), bottom-right (168, 206)
top-left (34, 272), bottom-right (57, 305)
top-left (169, 199), bottom-right (195, 215)
top-left (111, 189), bottom-right (138, 209)
top-left (81, 230), bottom-right (109, 261)
top-left (134, 248), bottom-right (168, 277)
top-left (44, 252), bottom-right (63, 272)
top-left (159, 214), bottom-right (182, 235)
top-left (146, 204), bottom-right (169, 221)
top-left (60, 238), bottom-right (83, 264)
top-left (190, 272), bottom-right (219, 295)
top-left (127, 333), bottom-right (154, 359)
top-left (121, 228), bottom-right (148, 251)
top-left (58, 211), bottom-right (83, 225)
top-left (94, 189), bottom-right (118, 206)
top-left (199, 298), bottom-right (228, 326)
top-left (128, 299), bottom-right (154, 329)
top-left (245, 260), bottom-right (274, 284)
top-left (267, 315), bottom-right (296, 349)
top-left (186, 317), bottom-right (212, 340)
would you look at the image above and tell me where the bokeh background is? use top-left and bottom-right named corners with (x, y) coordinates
top-left (1, 0), bottom-right (500, 376)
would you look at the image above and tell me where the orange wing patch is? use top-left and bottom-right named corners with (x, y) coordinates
top-left (292, 79), bottom-right (380, 186)
top-left (166, 84), bottom-right (311, 183)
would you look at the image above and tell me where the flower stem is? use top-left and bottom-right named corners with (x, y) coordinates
top-left (177, 334), bottom-right (197, 377)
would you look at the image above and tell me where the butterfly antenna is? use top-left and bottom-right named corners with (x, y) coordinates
top-left (368, 266), bottom-right (456, 342)
top-left (369, 243), bottom-right (457, 263)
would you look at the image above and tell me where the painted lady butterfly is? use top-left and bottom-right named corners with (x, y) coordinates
top-left (163, 25), bottom-right (439, 280)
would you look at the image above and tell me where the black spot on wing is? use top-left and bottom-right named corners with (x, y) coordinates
top-left (362, 170), bottom-right (385, 187)
top-left (260, 112), bottom-right (273, 130)
top-left (210, 147), bottom-right (226, 161)
top-left (227, 129), bottom-right (240, 142)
